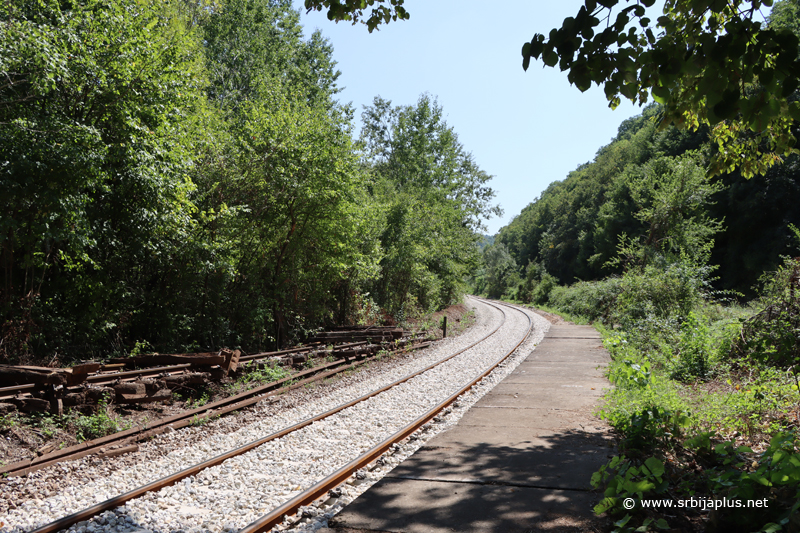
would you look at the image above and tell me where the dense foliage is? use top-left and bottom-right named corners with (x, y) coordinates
top-left (0, 0), bottom-right (497, 362)
top-left (359, 95), bottom-right (500, 317)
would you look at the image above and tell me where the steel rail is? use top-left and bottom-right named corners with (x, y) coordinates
top-left (0, 341), bottom-right (426, 478)
top-left (26, 302), bottom-right (508, 533)
top-left (238, 298), bottom-right (534, 533)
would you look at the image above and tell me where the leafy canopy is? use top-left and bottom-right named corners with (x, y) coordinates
top-left (302, 0), bottom-right (408, 32)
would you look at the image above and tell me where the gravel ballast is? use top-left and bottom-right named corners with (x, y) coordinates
top-left (2, 298), bottom-right (549, 533)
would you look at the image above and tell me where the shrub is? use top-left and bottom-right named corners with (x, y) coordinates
top-left (731, 258), bottom-right (800, 377)
top-left (671, 312), bottom-right (712, 382)
top-left (613, 261), bottom-right (712, 328)
top-left (549, 277), bottom-right (622, 321)
top-left (531, 272), bottom-right (558, 305)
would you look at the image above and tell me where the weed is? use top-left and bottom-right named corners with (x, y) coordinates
top-left (671, 312), bottom-right (711, 382)
top-left (0, 414), bottom-right (16, 430)
top-left (237, 361), bottom-right (290, 385)
top-left (73, 400), bottom-right (122, 442)
top-left (24, 411), bottom-right (70, 439)
top-left (592, 455), bottom-right (670, 531)
top-left (612, 359), bottom-right (652, 390)
top-left (186, 390), bottom-right (211, 408)
top-left (129, 339), bottom-right (154, 357)
top-left (190, 414), bottom-right (208, 426)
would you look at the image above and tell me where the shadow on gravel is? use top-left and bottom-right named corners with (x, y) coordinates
top-left (330, 428), bottom-right (614, 533)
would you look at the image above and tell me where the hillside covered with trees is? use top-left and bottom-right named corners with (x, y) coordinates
top-left (0, 0), bottom-right (498, 362)
top-left (475, 101), bottom-right (800, 299)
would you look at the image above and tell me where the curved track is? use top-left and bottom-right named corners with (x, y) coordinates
top-left (9, 298), bottom-right (538, 533)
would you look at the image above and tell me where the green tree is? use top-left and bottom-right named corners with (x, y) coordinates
top-left (203, 0), bottom-right (342, 108)
top-left (0, 0), bottom-right (380, 359)
top-left (609, 153), bottom-right (725, 269)
top-left (209, 84), bottom-right (373, 348)
top-left (480, 243), bottom-right (519, 299)
top-left (192, 0), bottom-right (374, 349)
top-left (361, 94), bottom-right (501, 315)
top-left (0, 0), bottom-right (206, 359)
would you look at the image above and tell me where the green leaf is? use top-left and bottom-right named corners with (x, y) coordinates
top-left (652, 84), bottom-right (669, 104)
top-left (614, 514), bottom-right (633, 528)
top-left (644, 457), bottom-right (665, 478)
top-left (623, 478), bottom-right (655, 493)
top-left (789, 102), bottom-right (800, 121)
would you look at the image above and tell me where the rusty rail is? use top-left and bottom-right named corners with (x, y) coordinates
top-left (0, 342), bottom-right (371, 399)
top-left (25, 303), bottom-right (510, 533)
top-left (238, 299), bottom-right (533, 533)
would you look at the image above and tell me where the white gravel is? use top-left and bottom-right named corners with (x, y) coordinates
top-left (1, 298), bottom-right (549, 533)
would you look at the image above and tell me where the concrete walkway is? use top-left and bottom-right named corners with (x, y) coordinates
top-left (324, 323), bottom-right (615, 533)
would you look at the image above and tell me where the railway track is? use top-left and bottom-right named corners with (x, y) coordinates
top-left (0, 340), bottom-right (430, 478)
top-left (5, 298), bottom-right (544, 533)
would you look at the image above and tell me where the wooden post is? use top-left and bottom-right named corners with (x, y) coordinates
top-left (442, 316), bottom-right (447, 338)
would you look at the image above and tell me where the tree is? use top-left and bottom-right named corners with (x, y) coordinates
top-left (193, 0), bottom-right (374, 349)
top-left (361, 94), bottom-right (501, 315)
top-left (0, 0), bottom-right (378, 359)
top-left (480, 243), bottom-right (518, 299)
top-left (609, 153), bottom-right (726, 269)
top-left (302, 0), bottom-right (800, 178)
top-left (1, 0), bottom-right (206, 359)
top-left (203, 0), bottom-right (342, 109)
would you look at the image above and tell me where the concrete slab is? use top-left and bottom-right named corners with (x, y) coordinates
top-left (521, 348), bottom-right (608, 363)
top-left (416, 425), bottom-right (613, 449)
top-left (387, 434), bottom-right (614, 490)
top-left (476, 390), bottom-right (604, 410)
top-left (489, 381), bottom-right (609, 393)
top-left (505, 372), bottom-right (608, 390)
top-left (543, 325), bottom-right (601, 338)
top-left (328, 318), bottom-right (614, 533)
top-left (504, 363), bottom-right (607, 379)
top-left (330, 478), bottom-right (601, 533)
top-left (455, 405), bottom-right (604, 431)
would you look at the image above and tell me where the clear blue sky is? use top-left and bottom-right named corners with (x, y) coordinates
top-left (293, 1), bottom-right (650, 235)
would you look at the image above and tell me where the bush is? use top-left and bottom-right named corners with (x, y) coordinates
top-left (531, 272), bottom-right (558, 304)
top-left (671, 312), bottom-right (712, 382)
top-left (613, 261), bottom-right (712, 328)
top-left (549, 277), bottom-right (622, 321)
top-left (731, 258), bottom-right (800, 374)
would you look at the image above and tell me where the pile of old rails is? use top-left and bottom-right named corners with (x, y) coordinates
top-left (25, 300), bottom-right (525, 533)
top-left (0, 337), bottom-right (428, 478)
top-left (0, 328), bottom-right (411, 416)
